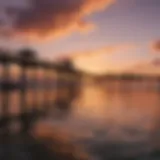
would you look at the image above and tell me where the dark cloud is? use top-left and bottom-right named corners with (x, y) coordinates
top-left (14, 0), bottom-right (84, 36)
top-left (0, 0), bottom-right (115, 41)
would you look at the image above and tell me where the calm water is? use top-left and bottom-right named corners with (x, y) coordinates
top-left (1, 81), bottom-right (160, 159)
top-left (50, 82), bottom-right (160, 159)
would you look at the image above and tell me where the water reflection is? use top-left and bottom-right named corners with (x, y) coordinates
top-left (1, 80), bottom-right (160, 159)
top-left (45, 82), bottom-right (160, 159)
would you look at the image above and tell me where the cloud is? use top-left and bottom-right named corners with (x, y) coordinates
top-left (125, 58), bottom-right (160, 75)
top-left (57, 44), bottom-right (135, 75)
top-left (57, 44), bottom-right (134, 60)
top-left (151, 40), bottom-right (160, 53)
top-left (0, 0), bottom-right (115, 41)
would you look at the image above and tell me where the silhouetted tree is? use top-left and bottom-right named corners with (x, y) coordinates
top-left (58, 59), bottom-right (74, 72)
top-left (0, 49), bottom-right (10, 80)
top-left (18, 48), bottom-right (37, 64)
top-left (17, 48), bottom-right (38, 88)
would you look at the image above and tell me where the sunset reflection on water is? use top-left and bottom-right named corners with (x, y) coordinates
top-left (1, 80), bottom-right (160, 159)
top-left (49, 81), bottom-right (160, 158)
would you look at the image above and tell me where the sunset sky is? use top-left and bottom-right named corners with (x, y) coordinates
top-left (0, 0), bottom-right (160, 75)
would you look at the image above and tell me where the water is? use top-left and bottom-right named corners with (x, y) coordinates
top-left (48, 82), bottom-right (160, 159)
top-left (1, 81), bottom-right (160, 159)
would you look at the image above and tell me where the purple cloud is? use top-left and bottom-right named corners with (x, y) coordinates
top-left (0, 0), bottom-right (115, 41)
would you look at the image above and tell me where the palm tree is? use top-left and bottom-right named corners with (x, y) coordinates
top-left (17, 48), bottom-right (38, 90)
top-left (0, 50), bottom-right (7, 83)
top-left (17, 48), bottom-right (37, 66)
top-left (58, 59), bottom-right (74, 72)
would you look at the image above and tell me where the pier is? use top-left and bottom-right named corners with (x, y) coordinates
top-left (0, 48), bottom-right (83, 160)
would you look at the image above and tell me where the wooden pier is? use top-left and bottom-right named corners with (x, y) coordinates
top-left (0, 48), bottom-right (82, 160)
